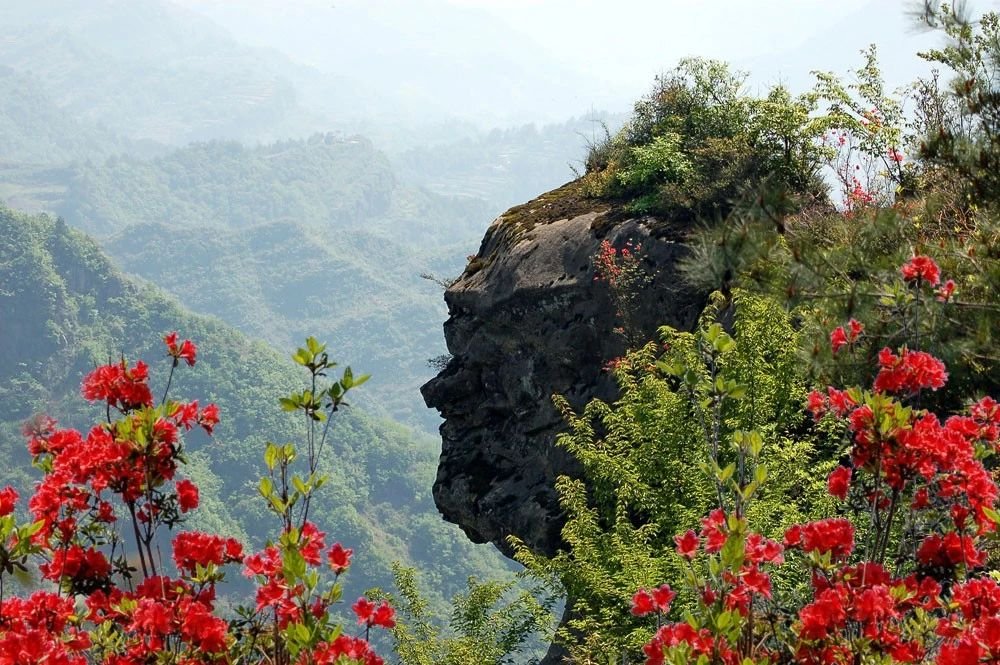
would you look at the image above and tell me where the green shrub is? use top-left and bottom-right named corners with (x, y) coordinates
top-left (585, 59), bottom-right (825, 220)
top-left (513, 292), bottom-right (834, 662)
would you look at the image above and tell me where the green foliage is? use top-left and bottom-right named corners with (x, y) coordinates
top-left (584, 58), bottom-right (825, 220)
top-left (812, 45), bottom-right (910, 209)
top-left (513, 292), bottom-right (833, 662)
top-left (679, 20), bottom-right (1000, 412)
top-left (915, 3), bottom-right (1000, 207)
top-left (383, 564), bottom-right (554, 665)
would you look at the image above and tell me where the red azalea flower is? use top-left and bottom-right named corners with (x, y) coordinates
top-left (327, 542), bottom-right (353, 574)
top-left (630, 589), bottom-right (657, 617)
top-left (827, 387), bottom-right (857, 416)
top-left (0, 485), bottom-right (18, 516)
top-left (175, 479), bottom-right (199, 513)
top-left (198, 403), bottom-right (220, 434)
top-left (353, 597), bottom-right (395, 628)
top-left (353, 597), bottom-right (376, 624)
top-left (674, 529), bottom-right (699, 559)
top-left (370, 602), bottom-right (396, 629)
top-left (164, 331), bottom-right (197, 366)
top-left (745, 532), bottom-right (784, 565)
top-left (936, 279), bottom-right (956, 302)
top-left (700, 509), bottom-right (728, 553)
top-left (827, 466), bottom-right (852, 501)
top-left (900, 255), bottom-right (941, 286)
top-left (829, 318), bottom-right (863, 354)
top-left (792, 518), bottom-right (855, 560)
top-left (81, 360), bottom-right (153, 412)
top-left (830, 326), bottom-right (849, 354)
top-left (652, 584), bottom-right (676, 611)
top-left (172, 531), bottom-right (244, 572)
top-left (298, 521), bottom-right (327, 565)
top-left (631, 585), bottom-right (675, 617)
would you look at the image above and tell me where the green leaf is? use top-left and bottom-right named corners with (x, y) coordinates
top-left (754, 465), bottom-right (768, 485)
top-left (292, 475), bottom-right (308, 495)
top-left (283, 548), bottom-right (308, 581)
top-left (985, 506), bottom-right (1000, 525)
top-left (305, 336), bottom-right (324, 355)
top-left (264, 443), bottom-right (280, 470)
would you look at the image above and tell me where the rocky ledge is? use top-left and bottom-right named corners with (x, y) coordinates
top-left (421, 180), bottom-right (704, 559)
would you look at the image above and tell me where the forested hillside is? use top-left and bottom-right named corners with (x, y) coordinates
top-left (37, 137), bottom-right (490, 427)
top-left (0, 66), bottom-right (130, 165)
top-left (0, 205), bottom-right (512, 612)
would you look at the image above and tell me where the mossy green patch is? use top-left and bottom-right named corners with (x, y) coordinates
top-left (498, 180), bottom-right (609, 234)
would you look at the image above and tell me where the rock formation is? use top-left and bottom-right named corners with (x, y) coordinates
top-left (422, 180), bottom-right (705, 560)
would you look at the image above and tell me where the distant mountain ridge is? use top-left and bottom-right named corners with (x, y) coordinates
top-left (0, 0), bottom-right (319, 144)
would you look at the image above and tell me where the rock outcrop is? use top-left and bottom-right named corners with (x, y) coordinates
top-left (422, 180), bottom-right (705, 559)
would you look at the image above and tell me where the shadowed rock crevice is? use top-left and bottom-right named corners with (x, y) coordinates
top-left (422, 180), bottom-right (705, 560)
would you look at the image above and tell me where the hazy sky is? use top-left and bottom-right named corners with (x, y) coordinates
top-left (175, 0), bottom-right (987, 125)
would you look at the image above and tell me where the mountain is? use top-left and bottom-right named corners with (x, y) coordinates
top-left (174, 0), bottom-right (623, 129)
top-left (0, 66), bottom-right (131, 165)
top-left (0, 204), bottom-right (512, 611)
top-left (42, 136), bottom-right (493, 428)
top-left (393, 114), bottom-right (627, 213)
top-left (0, 0), bottom-right (324, 145)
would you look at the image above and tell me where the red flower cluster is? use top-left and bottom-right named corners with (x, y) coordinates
top-left (845, 177), bottom-right (875, 214)
top-left (630, 585), bottom-right (676, 617)
top-left (0, 334), bottom-right (390, 665)
top-left (172, 531), bottom-right (244, 573)
top-left (873, 347), bottom-right (947, 394)
top-left (638, 257), bottom-right (1000, 665)
top-left (593, 238), bottom-right (645, 289)
top-left (352, 597), bottom-right (396, 629)
top-left (311, 635), bottom-right (385, 665)
top-left (784, 518), bottom-right (855, 560)
top-left (81, 360), bottom-right (153, 412)
top-left (0, 485), bottom-right (17, 516)
top-left (917, 531), bottom-right (986, 570)
top-left (936, 278), bottom-right (956, 302)
top-left (900, 255), bottom-right (941, 286)
top-left (0, 591), bottom-right (90, 665)
top-left (937, 578), bottom-right (1000, 665)
top-left (806, 386), bottom-right (857, 420)
top-left (830, 318), bottom-right (863, 354)
top-left (644, 622), bottom-right (740, 665)
top-left (796, 562), bottom-right (937, 661)
top-left (175, 478), bottom-right (199, 512)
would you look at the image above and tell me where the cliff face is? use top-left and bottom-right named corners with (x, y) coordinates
top-left (422, 180), bottom-right (704, 558)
